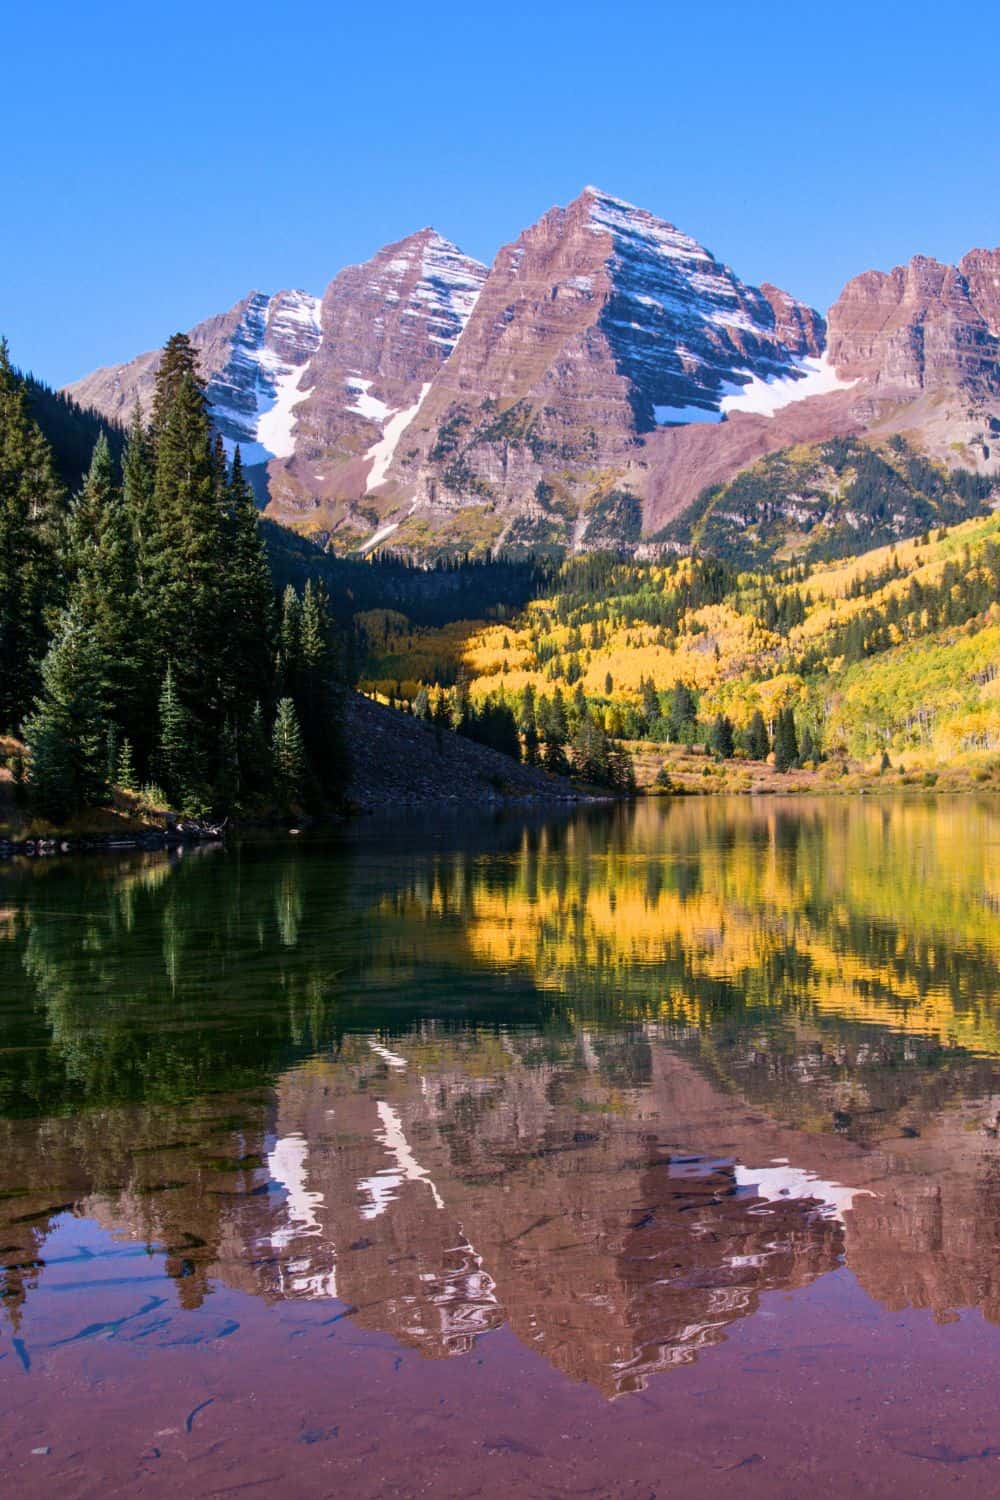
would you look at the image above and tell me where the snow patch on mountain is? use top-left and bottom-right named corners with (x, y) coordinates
top-left (579, 186), bottom-right (824, 422)
top-left (365, 382), bottom-right (432, 490)
top-left (654, 402), bottom-right (725, 426)
top-left (255, 363), bottom-right (312, 458)
top-left (210, 289), bottom-right (322, 463)
top-left (654, 354), bottom-right (856, 427)
top-left (347, 377), bottom-right (391, 423)
top-left (359, 520), bottom-right (401, 554)
top-left (720, 353), bottom-right (857, 418)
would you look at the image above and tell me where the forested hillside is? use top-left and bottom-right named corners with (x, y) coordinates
top-left (656, 436), bottom-right (996, 569)
top-left (262, 520), bottom-right (550, 628)
top-left (20, 368), bottom-right (126, 492)
top-left (358, 514), bottom-right (1000, 775)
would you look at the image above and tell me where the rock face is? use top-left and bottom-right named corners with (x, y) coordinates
top-left (827, 251), bottom-right (1000, 395)
top-left (376, 187), bottom-right (828, 553)
top-left (67, 293), bottom-right (268, 426)
top-left (66, 287), bottom-right (325, 465)
top-left (207, 290), bottom-right (323, 462)
top-left (65, 190), bottom-right (1000, 555)
top-left (270, 230), bottom-right (487, 531)
top-left (66, 230), bottom-right (488, 529)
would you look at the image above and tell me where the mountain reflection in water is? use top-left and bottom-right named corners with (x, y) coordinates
top-left (1, 796), bottom-right (999, 1401)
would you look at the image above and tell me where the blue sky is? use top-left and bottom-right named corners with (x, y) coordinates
top-left (6, 0), bottom-right (998, 386)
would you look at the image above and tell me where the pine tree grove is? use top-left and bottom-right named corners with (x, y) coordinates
top-left (0, 334), bottom-right (348, 823)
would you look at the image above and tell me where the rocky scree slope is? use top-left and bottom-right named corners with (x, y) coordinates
top-left (344, 692), bottom-right (584, 812)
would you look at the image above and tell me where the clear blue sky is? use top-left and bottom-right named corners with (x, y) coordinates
top-left (6, 0), bottom-right (998, 387)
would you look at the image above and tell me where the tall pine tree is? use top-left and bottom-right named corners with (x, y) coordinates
top-left (157, 663), bottom-right (202, 812)
top-left (271, 697), bottom-right (306, 809)
top-left (23, 606), bottom-right (109, 821)
top-left (0, 339), bottom-right (61, 730)
top-left (220, 445), bottom-right (275, 722)
top-left (145, 344), bottom-right (224, 744)
top-left (61, 434), bottom-right (142, 742)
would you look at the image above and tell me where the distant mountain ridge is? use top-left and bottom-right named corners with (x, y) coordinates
top-left (65, 188), bottom-right (1000, 556)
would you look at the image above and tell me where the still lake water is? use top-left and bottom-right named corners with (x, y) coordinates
top-left (1, 796), bottom-right (1000, 1497)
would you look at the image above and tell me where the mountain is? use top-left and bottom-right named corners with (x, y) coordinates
top-left (66, 190), bottom-right (1000, 556)
top-left (827, 250), bottom-right (1000, 392)
top-left (67, 230), bottom-right (487, 519)
top-left (370, 186), bottom-right (829, 554)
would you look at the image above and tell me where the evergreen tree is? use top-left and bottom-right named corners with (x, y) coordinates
top-left (431, 689), bottom-right (452, 731)
top-left (221, 446), bottom-right (275, 721)
top-left (667, 682), bottom-right (698, 741)
top-left (105, 722), bottom-right (119, 786)
top-left (272, 697), bottom-right (306, 807)
top-left (122, 403), bottom-right (155, 581)
top-left (747, 709), bottom-right (770, 760)
top-left (572, 714), bottom-right (611, 784)
top-left (542, 737), bottom-right (570, 777)
top-left (145, 345), bottom-right (224, 754)
top-left (278, 585), bottom-right (302, 696)
top-left (549, 687), bottom-right (569, 746)
top-left (157, 663), bottom-right (200, 811)
top-left (150, 333), bottom-right (201, 436)
top-left (453, 674), bottom-right (472, 735)
top-left (295, 577), bottom-right (347, 798)
top-left (608, 743), bottom-right (636, 795)
top-left (413, 685), bottom-right (430, 721)
top-left (516, 682), bottom-right (536, 734)
top-left (709, 713), bottom-right (735, 760)
top-left (0, 339), bottom-right (61, 730)
top-left (216, 716), bottom-right (241, 813)
top-left (570, 680), bottom-right (587, 731)
top-left (641, 677), bottom-right (660, 734)
top-left (773, 707), bottom-right (800, 772)
top-left (23, 607), bottom-right (109, 821)
top-left (61, 435), bottom-right (143, 747)
top-left (467, 697), bottom-right (520, 760)
top-left (241, 701), bottom-right (272, 803)
top-left (116, 737), bottom-right (138, 791)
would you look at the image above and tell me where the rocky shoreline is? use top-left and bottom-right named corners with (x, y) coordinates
top-left (0, 819), bottom-right (225, 859)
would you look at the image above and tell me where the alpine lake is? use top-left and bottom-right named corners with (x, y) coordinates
top-left (1, 794), bottom-right (1000, 1498)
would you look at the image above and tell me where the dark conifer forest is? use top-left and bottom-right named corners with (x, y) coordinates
top-left (0, 336), bottom-right (345, 821)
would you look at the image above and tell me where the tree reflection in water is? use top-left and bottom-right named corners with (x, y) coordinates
top-left (0, 795), bottom-right (999, 1394)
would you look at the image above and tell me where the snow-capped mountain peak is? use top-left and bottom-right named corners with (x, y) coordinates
top-left (569, 185), bottom-right (826, 426)
top-left (208, 288), bottom-right (323, 463)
